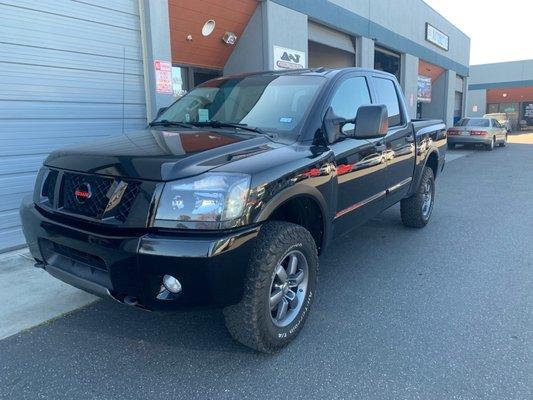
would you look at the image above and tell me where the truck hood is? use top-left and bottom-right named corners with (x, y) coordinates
top-left (44, 128), bottom-right (280, 181)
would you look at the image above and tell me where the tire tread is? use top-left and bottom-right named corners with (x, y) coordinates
top-left (223, 222), bottom-right (317, 353)
top-left (400, 167), bottom-right (434, 228)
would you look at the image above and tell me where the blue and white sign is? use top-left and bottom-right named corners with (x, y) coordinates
top-left (426, 23), bottom-right (449, 51)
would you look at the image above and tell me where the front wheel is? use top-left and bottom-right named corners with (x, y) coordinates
top-left (499, 135), bottom-right (507, 147)
top-left (223, 222), bottom-right (318, 353)
top-left (400, 166), bottom-right (435, 228)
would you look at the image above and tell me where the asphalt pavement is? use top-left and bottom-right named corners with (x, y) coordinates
top-left (1, 134), bottom-right (532, 400)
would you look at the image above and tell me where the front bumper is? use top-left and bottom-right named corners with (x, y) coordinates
top-left (20, 196), bottom-right (259, 310)
top-left (447, 135), bottom-right (492, 145)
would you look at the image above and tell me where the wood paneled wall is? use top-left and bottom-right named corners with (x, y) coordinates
top-left (169, 0), bottom-right (258, 70)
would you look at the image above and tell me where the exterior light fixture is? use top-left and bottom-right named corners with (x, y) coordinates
top-left (222, 31), bottom-right (238, 45)
top-left (502, 93), bottom-right (508, 97)
top-left (186, 34), bottom-right (193, 42)
top-left (202, 20), bottom-right (216, 37)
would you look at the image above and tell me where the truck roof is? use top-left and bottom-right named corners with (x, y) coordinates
top-left (218, 67), bottom-right (397, 81)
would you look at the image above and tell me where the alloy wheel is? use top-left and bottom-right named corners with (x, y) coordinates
top-left (269, 250), bottom-right (309, 327)
top-left (421, 179), bottom-right (433, 219)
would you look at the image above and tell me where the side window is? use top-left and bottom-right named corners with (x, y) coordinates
top-left (492, 119), bottom-right (500, 128)
top-left (372, 77), bottom-right (402, 127)
top-left (329, 77), bottom-right (372, 134)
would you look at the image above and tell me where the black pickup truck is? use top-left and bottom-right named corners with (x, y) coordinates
top-left (20, 68), bottom-right (446, 352)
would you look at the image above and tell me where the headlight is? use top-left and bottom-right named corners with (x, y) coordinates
top-left (154, 173), bottom-right (251, 229)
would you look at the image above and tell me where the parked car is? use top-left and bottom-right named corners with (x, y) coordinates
top-left (483, 112), bottom-right (512, 133)
top-left (447, 117), bottom-right (507, 150)
top-left (20, 68), bottom-right (446, 352)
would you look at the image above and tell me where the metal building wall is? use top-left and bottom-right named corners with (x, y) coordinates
top-left (0, 0), bottom-right (147, 252)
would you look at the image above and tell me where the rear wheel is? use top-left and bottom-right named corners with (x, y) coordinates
top-left (486, 136), bottom-right (495, 151)
top-left (223, 222), bottom-right (318, 353)
top-left (401, 166), bottom-right (435, 228)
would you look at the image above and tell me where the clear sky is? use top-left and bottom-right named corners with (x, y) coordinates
top-left (423, 0), bottom-right (533, 65)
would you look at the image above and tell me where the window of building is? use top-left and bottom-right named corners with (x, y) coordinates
top-left (372, 77), bottom-right (402, 126)
top-left (329, 77), bottom-right (372, 134)
top-left (172, 66), bottom-right (222, 98)
top-left (374, 46), bottom-right (401, 82)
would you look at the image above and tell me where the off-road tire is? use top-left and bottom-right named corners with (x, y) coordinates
top-left (223, 222), bottom-right (318, 353)
top-left (400, 166), bottom-right (435, 228)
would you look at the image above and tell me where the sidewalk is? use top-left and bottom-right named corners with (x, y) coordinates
top-left (0, 249), bottom-right (97, 339)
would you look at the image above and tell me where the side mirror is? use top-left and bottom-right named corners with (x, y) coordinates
top-left (156, 107), bottom-right (168, 118)
top-left (353, 105), bottom-right (388, 139)
top-left (323, 107), bottom-right (347, 144)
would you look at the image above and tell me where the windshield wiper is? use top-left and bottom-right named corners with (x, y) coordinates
top-left (192, 121), bottom-right (270, 136)
top-left (149, 120), bottom-right (196, 129)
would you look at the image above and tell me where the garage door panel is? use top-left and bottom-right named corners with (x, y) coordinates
top-left (0, 6), bottom-right (142, 60)
top-left (0, 101), bottom-right (146, 120)
top-left (2, 193), bottom-right (33, 213)
top-left (0, 155), bottom-right (46, 175)
top-left (0, 0), bottom-right (146, 252)
top-left (0, 0), bottom-right (141, 29)
top-left (65, 0), bottom-right (140, 16)
top-left (0, 174), bottom-right (37, 196)
top-left (0, 85), bottom-right (145, 105)
top-left (0, 175), bottom-right (37, 214)
top-left (0, 43), bottom-right (144, 77)
top-left (0, 133), bottom-right (148, 157)
top-left (0, 119), bottom-right (147, 139)
top-left (0, 210), bottom-right (22, 231)
top-left (0, 62), bottom-right (144, 87)
top-left (0, 228), bottom-right (26, 252)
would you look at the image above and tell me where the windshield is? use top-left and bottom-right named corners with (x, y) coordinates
top-left (155, 75), bottom-right (326, 137)
top-left (456, 118), bottom-right (490, 127)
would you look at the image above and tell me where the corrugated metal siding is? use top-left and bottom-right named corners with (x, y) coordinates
top-left (0, 0), bottom-right (147, 252)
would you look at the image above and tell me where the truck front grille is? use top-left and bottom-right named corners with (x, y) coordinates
top-left (41, 169), bottom-right (59, 204)
top-left (62, 173), bottom-right (114, 218)
top-left (40, 169), bottom-right (142, 223)
top-left (116, 183), bottom-right (140, 222)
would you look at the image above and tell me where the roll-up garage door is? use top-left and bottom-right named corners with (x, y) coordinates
top-left (308, 21), bottom-right (355, 68)
top-left (0, 0), bottom-right (147, 252)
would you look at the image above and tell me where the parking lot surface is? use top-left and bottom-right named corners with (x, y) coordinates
top-left (1, 134), bottom-right (532, 400)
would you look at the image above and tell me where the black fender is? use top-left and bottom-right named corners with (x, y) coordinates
top-left (254, 181), bottom-right (334, 252)
top-left (408, 148), bottom-right (439, 197)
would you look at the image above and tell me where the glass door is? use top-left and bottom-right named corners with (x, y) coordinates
top-left (172, 65), bottom-right (222, 98)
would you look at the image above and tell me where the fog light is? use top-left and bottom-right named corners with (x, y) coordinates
top-left (163, 275), bottom-right (182, 294)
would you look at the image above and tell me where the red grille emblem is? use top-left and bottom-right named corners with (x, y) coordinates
top-left (74, 183), bottom-right (92, 204)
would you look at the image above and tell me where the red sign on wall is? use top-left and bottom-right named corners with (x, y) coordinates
top-left (154, 60), bottom-right (173, 94)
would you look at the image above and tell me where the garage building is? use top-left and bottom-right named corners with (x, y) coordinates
top-left (467, 60), bottom-right (533, 130)
top-left (0, 0), bottom-right (470, 252)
